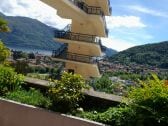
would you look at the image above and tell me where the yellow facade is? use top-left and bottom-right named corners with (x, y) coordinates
top-left (41, 0), bottom-right (111, 79)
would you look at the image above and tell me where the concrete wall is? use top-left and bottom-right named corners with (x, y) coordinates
top-left (0, 99), bottom-right (104, 126)
top-left (65, 62), bottom-right (100, 79)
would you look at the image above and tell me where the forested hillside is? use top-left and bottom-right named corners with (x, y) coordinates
top-left (110, 41), bottom-right (168, 68)
top-left (0, 13), bottom-right (61, 50)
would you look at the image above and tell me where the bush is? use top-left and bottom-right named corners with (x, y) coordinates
top-left (49, 72), bottom-right (88, 112)
top-left (90, 75), bottom-right (113, 93)
top-left (5, 88), bottom-right (52, 108)
top-left (78, 106), bottom-right (135, 126)
top-left (126, 74), bottom-right (168, 125)
top-left (0, 65), bottom-right (24, 95)
top-left (77, 74), bottom-right (168, 126)
top-left (0, 41), bottom-right (11, 63)
top-left (27, 73), bottom-right (50, 80)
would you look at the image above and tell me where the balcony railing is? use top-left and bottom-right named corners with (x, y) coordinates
top-left (52, 44), bottom-right (101, 73)
top-left (55, 31), bottom-right (101, 44)
top-left (52, 50), bottom-right (98, 64)
top-left (52, 44), bottom-right (68, 57)
top-left (69, 0), bottom-right (109, 36)
top-left (69, 0), bottom-right (104, 16)
top-left (108, 0), bottom-right (112, 15)
top-left (55, 30), bottom-right (105, 52)
top-left (63, 24), bottom-right (71, 32)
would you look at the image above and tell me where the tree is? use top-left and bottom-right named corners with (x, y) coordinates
top-left (0, 17), bottom-right (10, 32)
top-left (0, 41), bottom-right (11, 63)
top-left (0, 17), bottom-right (11, 63)
top-left (78, 74), bottom-right (168, 126)
top-left (0, 65), bottom-right (24, 95)
top-left (89, 74), bottom-right (113, 93)
top-left (126, 74), bottom-right (168, 125)
top-left (49, 72), bottom-right (88, 112)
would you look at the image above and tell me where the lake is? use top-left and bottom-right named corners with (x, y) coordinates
top-left (8, 46), bottom-right (52, 56)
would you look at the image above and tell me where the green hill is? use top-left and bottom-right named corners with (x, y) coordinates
top-left (0, 13), bottom-right (61, 51)
top-left (110, 41), bottom-right (168, 69)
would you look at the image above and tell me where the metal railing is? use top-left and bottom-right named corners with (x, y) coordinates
top-left (55, 31), bottom-right (105, 52)
top-left (69, 0), bottom-right (104, 16)
top-left (63, 24), bottom-right (71, 32)
top-left (52, 44), bottom-right (68, 57)
top-left (108, 0), bottom-right (112, 15)
top-left (52, 50), bottom-right (98, 64)
top-left (69, 0), bottom-right (109, 36)
top-left (55, 30), bottom-right (101, 44)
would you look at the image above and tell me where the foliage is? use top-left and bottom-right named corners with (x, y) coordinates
top-left (27, 73), bottom-right (50, 80)
top-left (0, 17), bottom-right (10, 32)
top-left (126, 74), bottom-right (168, 125)
top-left (89, 74), bottom-right (131, 95)
top-left (78, 106), bottom-right (135, 126)
top-left (5, 88), bottom-right (52, 108)
top-left (0, 65), bottom-right (24, 95)
top-left (12, 60), bottom-right (29, 75)
top-left (90, 75), bottom-right (113, 93)
top-left (110, 41), bottom-right (168, 69)
top-left (77, 74), bottom-right (168, 125)
top-left (0, 41), bottom-right (11, 63)
top-left (0, 17), bottom-right (11, 63)
top-left (49, 72), bottom-right (87, 112)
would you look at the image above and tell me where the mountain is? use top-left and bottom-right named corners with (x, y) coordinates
top-left (0, 13), bottom-right (117, 56)
top-left (104, 47), bottom-right (118, 57)
top-left (0, 13), bottom-right (61, 51)
top-left (110, 41), bottom-right (168, 69)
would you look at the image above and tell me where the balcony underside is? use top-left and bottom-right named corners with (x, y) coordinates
top-left (65, 62), bottom-right (101, 79)
top-left (51, 57), bottom-right (101, 78)
top-left (54, 38), bottom-right (102, 56)
top-left (85, 0), bottom-right (111, 15)
top-left (51, 56), bottom-right (97, 66)
top-left (40, 0), bottom-right (107, 37)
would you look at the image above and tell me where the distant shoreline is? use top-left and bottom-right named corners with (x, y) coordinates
top-left (7, 46), bottom-right (52, 56)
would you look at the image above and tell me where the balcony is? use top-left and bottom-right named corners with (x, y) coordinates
top-left (55, 30), bottom-right (106, 53)
top-left (69, 0), bottom-right (104, 16)
top-left (69, 0), bottom-right (109, 36)
top-left (108, 0), bottom-right (112, 15)
top-left (52, 50), bottom-right (98, 64)
top-left (51, 44), bottom-right (98, 64)
top-left (55, 30), bottom-right (101, 44)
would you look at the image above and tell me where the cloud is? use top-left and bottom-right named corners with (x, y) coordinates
top-left (0, 0), bottom-right (71, 29)
top-left (101, 37), bottom-right (136, 51)
top-left (128, 5), bottom-right (168, 18)
top-left (106, 16), bottom-right (146, 29)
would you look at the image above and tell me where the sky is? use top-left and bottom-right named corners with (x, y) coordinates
top-left (0, 0), bottom-right (167, 51)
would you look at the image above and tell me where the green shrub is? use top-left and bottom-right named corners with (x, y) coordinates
top-left (0, 41), bottom-right (11, 63)
top-left (0, 65), bottom-right (24, 95)
top-left (89, 75), bottom-right (113, 93)
top-left (0, 17), bottom-right (10, 32)
top-left (49, 72), bottom-right (88, 112)
top-left (78, 106), bottom-right (135, 126)
top-left (126, 74), bottom-right (168, 125)
top-left (27, 73), bottom-right (50, 80)
top-left (5, 88), bottom-right (52, 108)
top-left (77, 74), bottom-right (168, 126)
